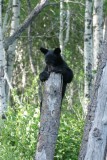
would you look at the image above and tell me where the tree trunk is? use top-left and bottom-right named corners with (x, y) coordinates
top-left (27, 0), bottom-right (36, 76)
top-left (93, 0), bottom-right (103, 71)
top-left (79, 17), bottom-right (106, 160)
top-left (5, 0), bottom-right (20, 102)
top-left (3, 0), bottom-right (12, 34)
top-left (64, 2), bottom-right (70, 47)
top-left (0, 0), bottom-right (6, 117)
top-left (59, 0), bottom-right (64, 54)
top-left (35, 73), bottom-right (62, 160)
top-left (84, 17), bottom-right (107, 160)
top-left (84, 0), bottom-right (93, 114)
top-left (59, 0), bottom-right (70, 54)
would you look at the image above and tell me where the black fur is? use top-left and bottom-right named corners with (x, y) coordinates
top-left (39, 47), bottom-right (73, 98)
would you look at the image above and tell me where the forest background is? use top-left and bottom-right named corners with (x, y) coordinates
top-left (0, 0), bottom-right (105, 159)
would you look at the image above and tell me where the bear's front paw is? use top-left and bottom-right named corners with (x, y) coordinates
top-left (39, 71), bottom-right (50, 82)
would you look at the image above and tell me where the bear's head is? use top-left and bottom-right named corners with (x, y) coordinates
top-left (40, 47), bottom-right (63, 66)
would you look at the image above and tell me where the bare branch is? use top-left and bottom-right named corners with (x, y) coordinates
top-left (49, 1), bottom-right (85, 6)
top-left (4, 72), bottom-right (13, 90)
top-left (4, 0), bottom-right (49, 50)
top-left (64, 0), bottom-right (85, 6)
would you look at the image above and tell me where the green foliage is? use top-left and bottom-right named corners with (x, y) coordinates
top-left (0, 110), bottom-right (39, 160)
top-left (0, 78), bottom-right (40, 160)
top-left (0, 77), bottom-right (84, 160)
top-left (104, 0), bottom-right (107, 16)
top-left (55, 107), bottom-right (84, 160)
top-left (0, 105), bottom-right (84, 160)
top-left (1, 0), bottom-right (85, 159)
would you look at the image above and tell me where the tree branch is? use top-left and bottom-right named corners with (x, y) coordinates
top-left (64, 0), bottom-right (85, 6)
top-left (49, 1), bottom-right (85, 6)
top-left (4, 0), bottom-right (49, 50)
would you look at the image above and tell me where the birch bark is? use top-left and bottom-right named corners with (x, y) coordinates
top-left (84, 0), bottom-right (93, 114)
top-left (59, 0), bottom-right (64, 54)
top-left (5, 0), bottom-right (20, 102)
top-left (0, 0), bottom-right (6, 116)
top-left (3, 0), bottom-right (12, 34)
top-left (35, 73), bottom-right (62, 160)
top-left (27, 0), bottom-right (36, 76)
top-left (64, 2), bottom-right (70, 47)
top-left (79, 0), bottom-right (104, 159)
top-left (59, 0), bottom-right (70, 54)
top-left (93, 0), bottom-right (103, 71)
top-left (84, 17), bottom-right (107, 160)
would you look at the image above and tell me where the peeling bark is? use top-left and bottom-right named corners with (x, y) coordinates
top-left (35, 73), bottom-right (62, 160)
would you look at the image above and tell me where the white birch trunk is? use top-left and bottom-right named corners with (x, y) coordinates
top-left (0, 0), bottom-right (6, 116)
top-left (93, 0), bottom-right (103, 71)
top-left (3, 0), bottom-right (12, 34)
top-left (6, 0), bottom-right (20, 101)
top-left (59, 0), bottom-right (70, 54)
top-left (79, 1), bottom-right (104, 159)
top-left (64, 2), bottom-right (70, 46)
top-left (84, 0), bottom-right (93, 114)
top-left (27, 0), bottom-right (36, 76)
top-left (59, 0), bottom-right (64, 54)
top-left (35, 73), bottom-right (62, 160)
top-left (84, 17), bottom-right (107, 160)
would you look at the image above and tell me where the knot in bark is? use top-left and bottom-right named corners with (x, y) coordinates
top-left (93, 128), bottom-right (102, 140)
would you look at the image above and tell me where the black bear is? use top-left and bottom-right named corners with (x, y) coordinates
top-left (39, 47), bottom-right (73, 98)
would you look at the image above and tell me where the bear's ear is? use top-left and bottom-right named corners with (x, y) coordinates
top-left (54, 48), bottom-right (61, 54)
top-left (40, 47), bottom-right (48, 54)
